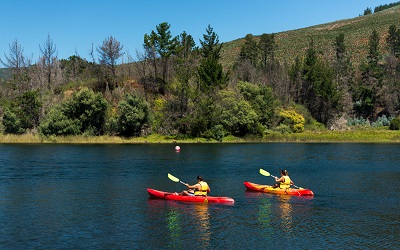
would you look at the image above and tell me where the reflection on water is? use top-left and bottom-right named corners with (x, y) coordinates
top-left (166, 208), bottom-right (182, 249)
top-left (165, 203), bottom-right (211, 249)
top-left (193, 204), bottom-right (211, 248)
top-left (276, 196), bottom-right (293, 234)
top-left (257, 197), bottom-right (273, 237)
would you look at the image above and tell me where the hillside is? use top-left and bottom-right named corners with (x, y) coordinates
top-left (1, 6), bottom-right (399, 80)
top-left (220, 5), bottom-right (400, 69)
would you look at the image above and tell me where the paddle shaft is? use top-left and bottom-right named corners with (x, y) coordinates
top-left (178, 180), bottom-right (187, 185)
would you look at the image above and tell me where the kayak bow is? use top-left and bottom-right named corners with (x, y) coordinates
top-left (244, 181), bottom-right (314, 196)
top-left (147, 188), bottom-right (235, 204)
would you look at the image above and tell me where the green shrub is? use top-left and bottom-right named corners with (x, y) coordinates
top-left (211, 124), bottom-right (225, 141)
top-left (117, 93), bottom-right (151, 137)
top-left (61, 87), bottom-right (108, 135)
top-left (389, 118), bottom-right (400, 130)
top-left (2, 109), bottom-right (25, 134)
top-left (306, 119), bottom-right (326, 131)
top-left (346, 117), bottom-right (370, 126)
top-left (274, 124), bottom-right (292, 134)
top-left (39, 108), bottom-right (81, 136)
top-left (371, 115), bottom-right (393, 127)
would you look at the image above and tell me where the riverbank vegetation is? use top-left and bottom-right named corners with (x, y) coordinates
top-left (1, 127), bottom-right (399, 143)
top-left (1, 3), bottom-right (400, 143)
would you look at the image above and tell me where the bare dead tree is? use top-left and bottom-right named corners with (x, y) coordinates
top-left (39, 34), bottom-right (58, 90)
top-left (1, 39), bottom-right (30, 73)
top-left (0, 39), bottom-right (34, 93)
top-left (97, 36), bottom-right (124, 78)
top-left (96, 36), bottom-right (124, 91)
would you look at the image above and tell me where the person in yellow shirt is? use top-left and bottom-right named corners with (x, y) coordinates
top-left (273, 170), bottom-right (294, 189)
top-left (182, 175), bottom-right (211, 196)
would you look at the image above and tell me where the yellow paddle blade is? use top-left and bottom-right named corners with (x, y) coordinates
top-left (168, 173), bottom-right (180, 182)
top-left (259, 169), bottom-right (271, 177)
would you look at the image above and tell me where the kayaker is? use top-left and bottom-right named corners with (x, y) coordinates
top-left (182, 175), bottom-right (211, 196)
top-left (273, 170), bottom-right (294, 189)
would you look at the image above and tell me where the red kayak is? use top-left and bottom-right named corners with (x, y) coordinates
top-left (244, 181), bottom-right (314, 196)
top-left (147, 188), bottom-right (235, 204)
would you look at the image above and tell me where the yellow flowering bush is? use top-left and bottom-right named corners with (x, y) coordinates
top-left (279, 110), bottom-right (305, 133)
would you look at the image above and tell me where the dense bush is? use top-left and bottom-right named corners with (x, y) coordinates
top-left (346, 117), bottom-right (370, 126)
top-left (39, 88), bottom-right (107, 136)
top-left (2, 109), bottom-right (24, 134)
top-left (273, 124), bottom-right (292, 134)
top-left (214, 90), bottom-right (259, 136)
top-left (237, 81), bottom-right (277, 127)
top-left (371, 115), bottom-right (393, 127)
top-left (61, 88), bottom-right (108, 135)
top-left (117, 93), bottom-right (151, 137)
top-left (39, 108), bottom-right (81, 136)
top-left (203, 124), bottom-right (225, 141)
top-left (389, 118), bottom-right (400, 130)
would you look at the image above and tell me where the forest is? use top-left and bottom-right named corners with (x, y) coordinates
top-left (1, 4), bottom-right (400, 141)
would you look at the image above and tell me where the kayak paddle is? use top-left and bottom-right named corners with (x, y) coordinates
top-left (259, 168), bottom-right (304, 189)
top-left (168, 173), bottom-right (188, 186)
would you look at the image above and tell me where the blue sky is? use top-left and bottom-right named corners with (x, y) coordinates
top-left (0, 0), bottom-right (393, 62)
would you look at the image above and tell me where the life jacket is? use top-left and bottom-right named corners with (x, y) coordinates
top-left (279, 176), bottom-right (291, 189)
top-left (194, 181), bottom-right (209, 196)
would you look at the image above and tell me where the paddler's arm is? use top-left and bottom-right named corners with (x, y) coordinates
top-left (186, 183), bottom-right (200, 189)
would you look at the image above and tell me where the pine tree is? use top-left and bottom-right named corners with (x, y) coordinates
top-left (386, 25), bottom-right (400, 58)
top-left (197, 25), bottom-right (228, 92)
top-left (258, 33), bottom-right (276, 68)
top-left (239, 34), bottom-right (258, 66)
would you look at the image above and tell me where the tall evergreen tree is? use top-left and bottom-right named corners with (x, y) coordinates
top-left (239, 34), bottom-right (258, 66)
top-left (332, 33), bottom-right (354, 116)
top-left (197, 25), bottom-right (228, 92)
top-left (367, 30), bottom-right (380, 68)
top-left (143, 22), bottom-right (177, 94)
top-left (301, 39), bottom-right (339, 124)
top-left (301, 39), bottom-right (318, 105)
top-left (386, 25), bottom-right (400, 58)
top-left (193, 25), bottom-right (229, 136)
top-left (288, 56), bottom-right (303, 103)
top-left (258, 33), bottom-right (275, 68)
top-left (169, 31), bottom-right (198, 134)
top-left (199, 25), bottom-right (222, 59)
top-left (356, 30), bottom-right (383, 118)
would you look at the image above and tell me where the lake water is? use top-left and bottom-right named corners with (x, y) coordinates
top-left (0, 143), bottom-right (399, 249)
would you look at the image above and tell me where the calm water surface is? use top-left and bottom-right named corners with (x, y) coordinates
top-left (0, 143), bottom-right (399, 249)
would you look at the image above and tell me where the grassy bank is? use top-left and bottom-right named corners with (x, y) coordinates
top-left (1, 129), bottom-right (400, 144)
top-left (261, 129), bottom-right (400, 143)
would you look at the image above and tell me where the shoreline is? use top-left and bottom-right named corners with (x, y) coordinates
top-left (1, 130), bottom-right (400, 144)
